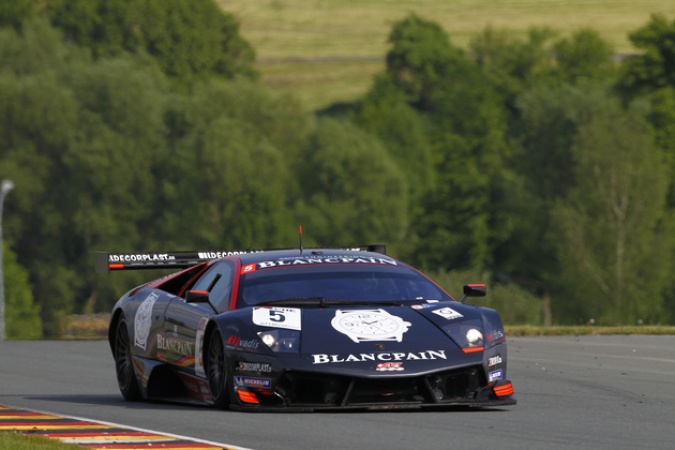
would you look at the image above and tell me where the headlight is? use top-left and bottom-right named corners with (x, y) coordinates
top-left (441, 318), bottom-right (485, 353)
top-left (466, 328), bottom-right (484, 347)
top-left (257, 329), bottom-right (300, 353)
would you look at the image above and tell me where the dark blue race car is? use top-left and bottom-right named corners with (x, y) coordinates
top-left (96, 245), bottom-right (516, 411)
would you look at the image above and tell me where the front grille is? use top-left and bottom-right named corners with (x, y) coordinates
top-left (275, 366), bottom-right (486, 407)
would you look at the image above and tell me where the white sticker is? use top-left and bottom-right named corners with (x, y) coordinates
top-left (331, 309), bottom-right (411, 343)
top-left (432, 307), bottom-right (463, 320)
top-left (252, 307), bottom-right (302, 330)
top-left (134, 292), bottom-right (159, 350)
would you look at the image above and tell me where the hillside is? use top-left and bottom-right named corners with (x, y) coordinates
top-left (218, 0), bottom-right (675, 110)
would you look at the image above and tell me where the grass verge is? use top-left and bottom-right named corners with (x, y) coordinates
top-left (57, 315), bottom-right (675, 339)
top-left (506, 325), bottom-right (675, 336)
top-left (0, 433), bottom-right (78, 449)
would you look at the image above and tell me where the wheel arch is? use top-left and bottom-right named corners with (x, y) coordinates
top-left (108, 308), bottom-right (125, 354)
top-left (202, 319), bottom-right (225, 369)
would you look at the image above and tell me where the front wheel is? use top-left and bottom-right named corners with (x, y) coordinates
top-left (114, 317), bottom-right (141, 401)
top-left (206, 328), bottom-right (230, 408)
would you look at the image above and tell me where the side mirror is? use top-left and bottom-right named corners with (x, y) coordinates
top-left (185, 289), bottom-right (210, 303)
top-left (460, 284), bottom-right (486, 303)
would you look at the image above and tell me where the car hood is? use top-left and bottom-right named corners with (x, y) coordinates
top-left (286, 303), bottom-right (485, 375)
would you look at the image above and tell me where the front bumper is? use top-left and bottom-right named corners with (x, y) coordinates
top-left (231, 365), bottom-right (516, 411)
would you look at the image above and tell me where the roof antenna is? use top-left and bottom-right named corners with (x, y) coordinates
top-left (299, 225), bottom-right (303, 254)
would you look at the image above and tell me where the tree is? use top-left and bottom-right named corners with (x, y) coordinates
top-left (42, 0), bottom-right (257, 86)
top-left (352, 73), bottom-right (434, 231)
top-left (381, 15), bottom-right (518, 272)
top-left (471, 26), bottom-right (557, 112)
top-left (153, 79), bottom-right (300, 250)
top-left (294, 118), bottom-right (409, 248)
top-left (618, 14), bottom-right (675, 98)
top-left (553, 28), bottom-right (616, 84)
top-left (386, 13), bottom-right (468, 111)
top-left (0, 0), bottom-right (34, 29)
top-left (3, 242), bottom-right (42, 340)
top-left (551, 104), bottom-right (670, 324)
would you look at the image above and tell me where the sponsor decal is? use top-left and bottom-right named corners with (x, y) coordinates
top-left (198, 250), bottom-right (260, 259)
top-left (241, 263), bottom-right (256, 274)
top-left (157, 334), bottom-right (193, 356)
top-left (234, 376), bottom-right (272, 389)
top-left (311, 350), bottom-right (447, 365)
top-left (431, 307), bottom-right (463, 320)
top-left (376, 362), bottom-right (404, 372)
top-left (489, 369), bottom-right (503, 382)
top-left (255, 256), bottom-right (399, 269)
top-left (237, 361), bottom-right (273, 373)
top-left (252, 307), bottom-right (301, 330)
top-left (486, 329), bottom-right (506, 344)
top-left (488, 355), bottom-right (503, 367)
top-left (227, 335), bottom-right (260, 350)
top-left (331, 309), bottom-right (411, 343)
top-left (410, 303), bottom-right (437, 310)
top-left (134, 292), bottom-right (159, 350)
top-left (194, 317), bottom-right (209, 378)
top-left (109, 253), bottom-right (175, 262)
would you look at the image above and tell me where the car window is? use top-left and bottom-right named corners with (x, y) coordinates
top-left (238, 265), bottom-right (452, 306)
top-left (191, 261), bottom-right (234, 311)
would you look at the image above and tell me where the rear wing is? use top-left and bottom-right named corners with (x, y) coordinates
top-left (95, 244), bottom-right (386, 273)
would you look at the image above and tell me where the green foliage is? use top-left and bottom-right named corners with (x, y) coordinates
top-left (471, 26), bottom-right (558, 110)
top-left (618, 13), bottom-right (675, 98)
top-left (379, 13), bottom-right (520, 273)
top-left (43, 0), bottom-right (257, 86)
top-left (3, 242), bottom-right (42, 339)
top-left (429, 270), bottom-right (543, 325)
top-left (354, 74), bottom-right (434, 197)
top-left (386, 14), bottom-right (467, 111)
top-left (0, 0), bottom-right (35, 29)
top-left (551, 102), bottom-right (671, 325)
top-left (553, 28), bottom-right (616, 83)
top-left (295, 117), bottom-right (409, 247)
top-left (156, 80), bottom-right (298, 249)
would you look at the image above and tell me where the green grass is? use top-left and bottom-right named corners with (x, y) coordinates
top-left (507, 325), bottom-right (675, 336)
top-left (0, 433), bottom-right (78, 449)
top-left (218, 0), bottom-right (675, 110)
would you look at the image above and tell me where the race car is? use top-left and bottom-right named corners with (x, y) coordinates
top-left (96, 245), bottom-right (515, 411)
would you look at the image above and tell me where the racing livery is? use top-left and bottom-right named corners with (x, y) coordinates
top-left (97, 246), bottom-right (516, 411)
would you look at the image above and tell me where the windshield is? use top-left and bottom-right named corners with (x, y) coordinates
top-left (237, 265), bottom-right (453, 307)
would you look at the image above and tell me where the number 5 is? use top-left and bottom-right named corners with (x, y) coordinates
top-left (269, 310), bottom-right (285, 322)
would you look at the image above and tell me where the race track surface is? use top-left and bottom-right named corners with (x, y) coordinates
top-left (1, 335), bottom-right (673, 449)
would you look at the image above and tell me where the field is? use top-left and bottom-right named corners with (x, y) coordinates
top-left (217, 0), bottom-right (675, 110)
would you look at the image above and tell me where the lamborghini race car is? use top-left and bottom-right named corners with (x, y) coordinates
top-left (96, 245), bottom-right (516, 411)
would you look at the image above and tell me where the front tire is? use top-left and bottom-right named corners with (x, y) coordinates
top-left (206, 328), bottom-right (230, 408)
top-left (114, 317), bottom-right (141, 401)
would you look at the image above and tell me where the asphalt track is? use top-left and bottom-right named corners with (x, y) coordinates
top-left (1, 335), bottom-right (674, 450)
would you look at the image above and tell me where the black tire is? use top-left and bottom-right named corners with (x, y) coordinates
top-left (206, 328), bottom-right (230, 408)
top-left (114, 317), bottom-right (142, 401)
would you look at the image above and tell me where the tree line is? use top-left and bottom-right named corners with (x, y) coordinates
top-left (1, 0), bottom-right (674, 337)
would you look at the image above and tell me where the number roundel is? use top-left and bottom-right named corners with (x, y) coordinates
top-left (252, 307), bottom-right (302, 330)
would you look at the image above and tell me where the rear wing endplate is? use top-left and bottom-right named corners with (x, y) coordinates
top-left (95, 244), bottom-right (386, 273)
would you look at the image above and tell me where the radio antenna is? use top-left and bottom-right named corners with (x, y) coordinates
top-left (299, 225), bottom-right (303, 253)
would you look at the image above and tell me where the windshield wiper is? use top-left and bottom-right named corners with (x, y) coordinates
top-left (255, 297), bottom-right (345, 307)
top-left (255, 298), bottom-right (405, 307)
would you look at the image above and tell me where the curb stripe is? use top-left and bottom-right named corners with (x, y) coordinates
top-left (1, 405), bottom-right (252, 450)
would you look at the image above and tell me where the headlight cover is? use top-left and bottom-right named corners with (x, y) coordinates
top-left (257, 329), bottom-right (300, 353)
top-left (442, 318), bottom-right (485, 353)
